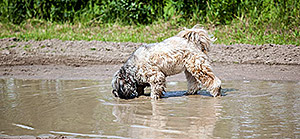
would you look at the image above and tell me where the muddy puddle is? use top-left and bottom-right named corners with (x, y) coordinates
top-left (0, 78), bottom-right (299, 138)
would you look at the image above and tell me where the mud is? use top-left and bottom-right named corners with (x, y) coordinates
top-left (210, 44), bottom-right (300, 65)
top-left (0, 38), bottom-right (300, 81)
top-left (1, 38), bottom-right (299, 66)
top-left (0, 64), bottom-right (300, 81)
top-left (0, 38), bottom-right (142, 66)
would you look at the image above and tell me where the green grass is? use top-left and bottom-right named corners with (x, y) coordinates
top-left (0, 19), bottom-right (299, 45)
top-left (1, 0), bottom-right (298, 45)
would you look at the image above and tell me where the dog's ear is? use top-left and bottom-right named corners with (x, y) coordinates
top-left (111, 74), bottom-right (120, 97)
top-left (111, 67), bottom-right (138, 99)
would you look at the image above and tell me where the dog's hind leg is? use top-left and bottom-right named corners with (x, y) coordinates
top-left (184, 69), bottom-right (201, 95)
top-left (184, 55), bottom-right (221, 97)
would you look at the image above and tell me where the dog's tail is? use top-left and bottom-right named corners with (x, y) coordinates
top-left (177, 25), bottom-right (216, 54)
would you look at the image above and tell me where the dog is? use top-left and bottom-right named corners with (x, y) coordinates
top-left (112, 25), bottom-right (221, 99)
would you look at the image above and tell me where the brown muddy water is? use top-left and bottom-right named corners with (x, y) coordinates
top-left (0, 78), bottom-right (299, 138)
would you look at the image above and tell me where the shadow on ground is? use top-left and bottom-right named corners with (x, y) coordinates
top-left (162, 88), bottom-right (236, 98)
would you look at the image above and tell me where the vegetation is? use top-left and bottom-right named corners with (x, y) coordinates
top-left (0, 0), bottom-right (299, 45)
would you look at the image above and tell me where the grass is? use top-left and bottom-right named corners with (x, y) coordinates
top-left (0, 19), bottom-right (299, 45)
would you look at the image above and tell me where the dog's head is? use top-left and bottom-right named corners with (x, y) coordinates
top-left (111, 66), bottom-right (138, 99)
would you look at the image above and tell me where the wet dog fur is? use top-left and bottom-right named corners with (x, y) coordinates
top-left (112, 25), bottom-right (221, 99)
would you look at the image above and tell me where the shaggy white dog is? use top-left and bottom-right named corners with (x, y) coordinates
top-left (112, 25), bottom-right (221, 99)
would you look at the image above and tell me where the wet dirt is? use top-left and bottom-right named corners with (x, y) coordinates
top-left (0, 38), bottom-right (141, 66)
top-left (0, 38), bottom-right (299, 81)
top-left (1, 38), bottom-right (299, 66)
top-left (0, 64), bottom-right (300, 81)
top-left (0, 79), bottom-right (299, 138)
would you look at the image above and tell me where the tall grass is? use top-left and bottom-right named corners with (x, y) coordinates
top-left (0, 0), bottom-right (299, 45)
top-left (1, 0), bottom-right (299, 26)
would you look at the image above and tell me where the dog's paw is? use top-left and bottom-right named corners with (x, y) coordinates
top-left (151, 94), bottom-right (161, 99)
top-left (210, 87), bottom-right (221, 97)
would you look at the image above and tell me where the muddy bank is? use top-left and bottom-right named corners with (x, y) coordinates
top-left (210, 44), bottom-right (299, 65)
top-left (0, 38), bottom-right (299, 81)
top-left (0, 38), bottom-right (143, 66)
top-left (1, 63), bottom-right (300, 81)
top-left (1, 38), bottom-right (299, 66)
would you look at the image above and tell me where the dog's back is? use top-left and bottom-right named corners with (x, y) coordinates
top-left (130, 31), bottom-right (211, 76)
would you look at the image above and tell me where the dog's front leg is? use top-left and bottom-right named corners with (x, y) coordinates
top-left (150, 83), bottom-right (165, 99)
top-left (148, 72), bottom-right (166, 99)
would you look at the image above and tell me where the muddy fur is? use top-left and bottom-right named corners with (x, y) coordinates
top-left (112, 25), bottom-right (222, 99)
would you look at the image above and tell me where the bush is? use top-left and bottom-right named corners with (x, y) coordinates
top-left (0, 0), bottom-right (298, 26)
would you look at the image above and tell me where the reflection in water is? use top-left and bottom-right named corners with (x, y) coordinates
top-left (112, 96), bottom-right (221, 138)
top-left (0, 79), bottom-right (299, 138)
